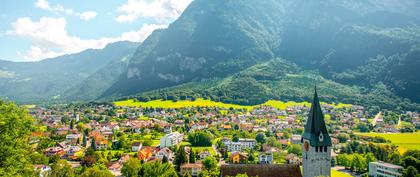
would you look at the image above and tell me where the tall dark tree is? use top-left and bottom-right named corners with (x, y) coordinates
top-left (91, 138), bottom-right (97, 151)
top-left (82, 134), bottom-right (87, 147)
top-left (70, 119), bottom-right (75, 129)
top-left (175, 146), bottom-right (188, 171)
top-left (162, 155), bottom-right (169, 163)
top-left (189, 150), bottom-right (196, 163)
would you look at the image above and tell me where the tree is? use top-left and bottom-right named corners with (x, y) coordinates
top-left (80, 165), bottom-right (114, 177)
top-left (286, 144), bottom-right (302, 156)
top-left (337, 133), bottom-right (350, 143)
top-left (69, 119), bottom-right (75, 130)
top-left (365, 153), bottom-right (376, 167)
top-left (403, 166), bottom-right (420, 177)
top-left (256, 133), bottom-right (266, 144)
top-left (50, 159), bottom-right (75, 177)
top-left (203, 156), bottom-right (218, 171)
top-left (248, 153), bottom-right (255, 162)
top-left (81, 156), bottom-right (97, 167)
top-left (352, 154), bottom-right (366, 173)
top-left (402, 156), bottom-right (420, 171)
top-left (30, 152), bottom-right (49, 165)
top-left (91, 138), bottom-right (97, 151)
top-left (162, 155), bottom-right (169, 163)
top-left (232, 134), bottom-right (239, 142)
top-left (0, 101), bottom-right (35, 176)
top-left (175, 146), bottom-right (188, 171)
top-left (188, 131), bottom-right (213, 147)
top-left (121, 158), bottom-right (141, 177)
top-left (82, 134), bottom-right (87, 147)
top-left (189, 150), bottom-right (196, 163)
top-left (140, 161), bottom-right (177, 177)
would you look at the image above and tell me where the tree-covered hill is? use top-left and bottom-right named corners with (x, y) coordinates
top-left (125, 59), bottom-right (419, 111)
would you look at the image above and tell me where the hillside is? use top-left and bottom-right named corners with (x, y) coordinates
top-left (124, 59), bottom-right (419, 110)
top-left (0, 41), bottom-right (139, 103)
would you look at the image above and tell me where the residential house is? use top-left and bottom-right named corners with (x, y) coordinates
top-left (199, 150), bottom-right (211, 159)
top-left (66, 134), bottom-right (81, 145)
top-left (44, 147), bottom-right (65, 157)
top-left (155, 147), bottom-right (174, 161)
top-left (180, 163), bottom-right (203, 177)
top-left (258, 153), bottom-right (273, 164)
top-left (285, 153), bottom-right (301, 165)
top-left (34, 165), bottom-right (51, 177)
top-left (131, 142), bottom-right (142, 152)
top-left (138, 147), bottom-right (154, 161)
top-left (229, 152), bottom-right (248, 164)
top-left (290, 135), bottom-right (302, 144)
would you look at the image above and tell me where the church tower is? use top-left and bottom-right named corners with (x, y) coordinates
top-left (302, 88), bottom-right (332, 177)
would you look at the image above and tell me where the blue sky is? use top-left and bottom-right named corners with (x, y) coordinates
top-left (0, 0), bottom-right (192, 62)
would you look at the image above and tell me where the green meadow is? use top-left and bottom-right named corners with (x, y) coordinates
top-left (114, 98), bottom-right (352, 111)
top-left (356, 132), bottom-right (420, 153)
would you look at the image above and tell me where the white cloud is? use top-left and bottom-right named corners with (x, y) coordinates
top-left (8, 17), bottom-right (166, 61)
top-left (79, 11), bottom-right (98, 21)
top-left (116, 0), bottom-right (193, 23)
top-left (34, 0), bottom-right (98, 21)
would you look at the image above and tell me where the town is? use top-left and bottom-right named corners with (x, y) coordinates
top-left (26, 94), bottom-right (420, 177)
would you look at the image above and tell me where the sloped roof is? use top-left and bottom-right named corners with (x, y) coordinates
top-left (220, 164), bottom-right (302, 177)
top-left (302, 89), bottom-right (332, 146)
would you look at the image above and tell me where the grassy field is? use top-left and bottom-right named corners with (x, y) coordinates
top-left (356, 132), bottom-right (420, 153)
top-left (191, 147), bottom-right (217, 155)
top-left (114, 98), bottom-right (352, 110)
top-left (331, 169), bottom-right (353, 177)
top-left (114, 98), bottom-right (253, 110)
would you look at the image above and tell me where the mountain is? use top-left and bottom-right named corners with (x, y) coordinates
top-left (0, 41), bottom-right (139, 103)
top-left (101, 0), bottom-right (420, 110)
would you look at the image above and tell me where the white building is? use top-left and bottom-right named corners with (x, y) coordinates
top-left (160, 132), bottom-right (184, 147)
top-left (369, 161), bottom-right (403, 177)
top-left (224, 138), bottom-right (256, 152)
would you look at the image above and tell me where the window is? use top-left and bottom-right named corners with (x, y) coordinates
top-left (315, 146), bottom-right (318, 152)
top-left (324, 146), bottom-right (327, 152)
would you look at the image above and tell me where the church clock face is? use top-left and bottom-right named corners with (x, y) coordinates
top-left (304, 141), bottom-right (309, 151)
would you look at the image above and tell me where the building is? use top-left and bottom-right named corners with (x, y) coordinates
top-left (224, 138), bottom-right (256, 152)
top-left (131, 142), bottom-right (142, 152)
top-left (66, 134), bottom-right (80, 145)
top-left (369, 161), bottom-right (403, 177)
top-left (155, 147), bottom-right (174, 161)
top-left (180, 163), bottom-right (203, 177)
top-left (220, 164), bottom-right (302, 177)
top-left (160, 132), bottom-right (184, 147)
top-left (229, 152), bottom-right (248, 164)
top-left (302, 89), bottom-right (332, 177)
top-left (291, 135), bottom-right (302, 144)
top-left (258, 153), bottom-right (273, 164)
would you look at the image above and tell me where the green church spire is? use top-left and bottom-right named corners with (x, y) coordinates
top-left (302, 88), bottom-right (332, 146)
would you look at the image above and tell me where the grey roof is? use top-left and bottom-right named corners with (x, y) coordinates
top-left (302, 88), bottom-right (332, 146)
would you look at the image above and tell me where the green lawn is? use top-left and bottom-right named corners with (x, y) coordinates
top-left (114, 98), bottom-right (253, 110)
top-left (356, 132), bottom-right (420, 153)
top-left (114, 98), bottom-right (352, 111)
top-left (191, 147), bottom-right (216, 155)
top-left (331, 169), bottom-right (353, 177)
